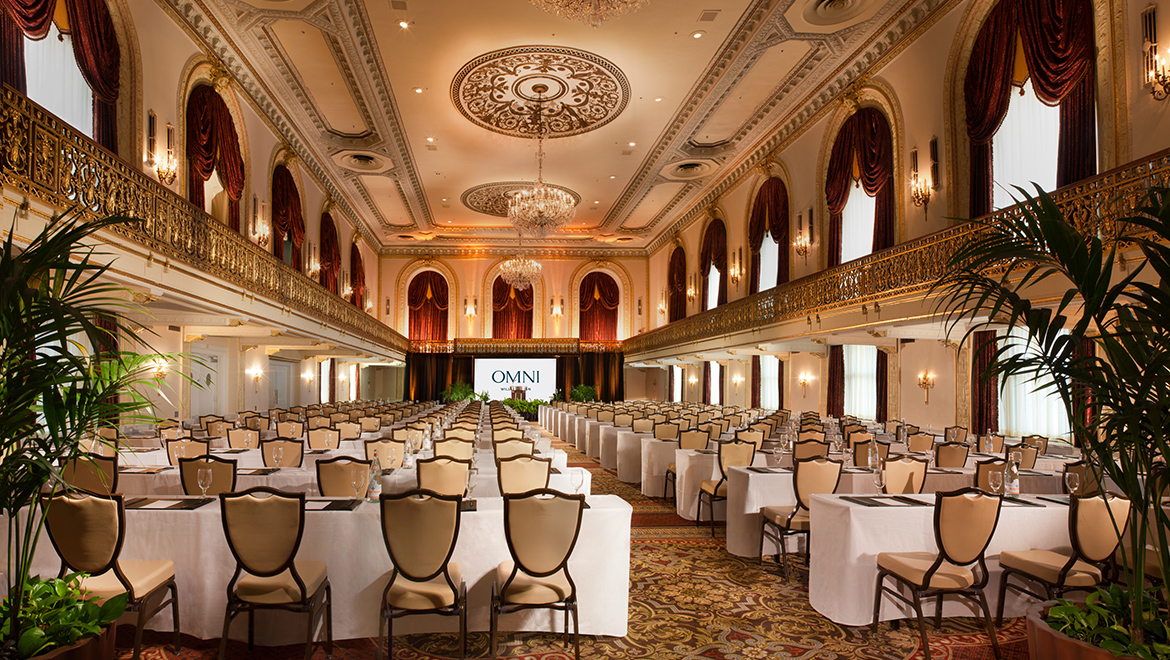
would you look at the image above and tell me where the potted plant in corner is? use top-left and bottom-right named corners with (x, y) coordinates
top-left (1, 210), bottom-right (188, 659)
top-left (933, 186), bottom-right (1170, 658)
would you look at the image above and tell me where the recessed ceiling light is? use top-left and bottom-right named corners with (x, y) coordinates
top-left (691, 30), bottom-right (705, 39)
top-left (654, 97), bottom-right (663, 102)
top-left (594, 200), bottom-right (600, 204)
top-left (425, 136), bottom-right (435, 142)
top-left (447, 220), bottom-right (451, 223)
top-left (609, 175), bottom-right (616, 179)
top-left (399, 20), bottom-right (410, 28)
top-left (412, 87), bottom-right (423, 94)
top-left (441, 198), bottom-right (447, 201)
top-left (628, 142), bottom-right (636, 147)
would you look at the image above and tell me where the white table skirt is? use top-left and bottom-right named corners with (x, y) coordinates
top-left (673, 450), bottom-right (774, 521)
top-left (809, 493), bottom-right (1071, 626)
top-left (574, 417), bottom-right (589, 452)
top-left (615, 431), bottom-right (651, 483)
top-left (640, 438), bottom-right (679, 498)
top-left (599, 425), bottom-right (623, 470)
top-left (585, 421), bottom-right (608, 459)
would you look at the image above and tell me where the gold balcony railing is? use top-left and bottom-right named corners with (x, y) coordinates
top-left (622, 147), bottom-right (1170, 358)
top-left (0, 89), bottom-right (409, 354)
top-left (409, 339), bottom-right (624, 355)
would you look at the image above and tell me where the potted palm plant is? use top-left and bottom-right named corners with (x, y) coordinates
top-left (933, 186), bottom-right (1170, 658)
top-left (1, 211), bottom-right (188, 659)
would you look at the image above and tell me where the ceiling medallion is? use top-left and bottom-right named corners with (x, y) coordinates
top-left (528, 0), bottom-right (650, 27)
top-left (462, 181), bottom-right (581, 217)
top-left (451, 45), bottom-right (629, 139)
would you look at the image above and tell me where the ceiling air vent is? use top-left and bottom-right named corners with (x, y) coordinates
top-left (698, 9), bottom-right (720, 21)
top-left (391, 1), bottom-right (408, 10)
top-left (621, 149), bottom-right (634, 156)
top-left (425, 144), bottom-right (438, 151)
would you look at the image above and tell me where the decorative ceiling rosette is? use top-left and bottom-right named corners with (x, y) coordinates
top-left (462, 181), bottom-right (582, 217)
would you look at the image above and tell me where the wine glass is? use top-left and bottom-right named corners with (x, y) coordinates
top-left (1064, 471), bottom-right (1081, 496)
top-left (325, 433), bottom-right (334, 450)
top-left (571, 468), bottom-right (584, 494)
top-left (947, 428), bottom-right (958, 444)
top-left (466, 466), bottom-right (479, 499)
top-left (273, 444), bottom-right (285, 468)
top-left (872, 466), bottom-right (886, 492)
top-left (176, 444), bottom-right (186, 461)
top-left (351, 468), bottom-right (365, 499)
top-left (988, 470), bottom-right (1003, 495)
top-left (197, 468), bottom-right (212, 497)
top-left (843, 444), bottom-right (854, 468)
top-left (243, 433), bottom-right (252, 450)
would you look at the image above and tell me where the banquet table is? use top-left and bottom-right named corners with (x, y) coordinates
top-left (672, 449), bottom-right (777, 520)
top-left (584, 419), bottom-right (608, 458)
top-left (615, 430), bottom-right (651, 483)
top-left (599, 424), bottom-right (625, 470)
top-left (22, 494), bottom-right (631, 642)
top-left (809, 493), bottom-right (1072, 626)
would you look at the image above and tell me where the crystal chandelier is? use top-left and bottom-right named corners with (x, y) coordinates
top-left (508, 85), bottom-right (576, 239)
top-left (500, 233), bottom-right (542, 291)
top-left (529, 0), bottom-right (650, 28)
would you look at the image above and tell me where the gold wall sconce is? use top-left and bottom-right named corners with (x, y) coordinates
top-left (732, 373), bottom-right (743, 394)
top-left (798, 373), bottom-right (811, 397)
top-left (918, 371), bottom-right (935, 404)
top-left (794, 211), bottom-right (811, 260)
top-left (1144, 7), bottom-right (1168, 100)
top-left (728, 247), bottom-right (743, 287)
top-left (147, 111), bottom-right (177, 185)
top-left (550, 295), bottom-right (564, 322)
top-left (248, 367), bottom-right (263, 393)
top-left (465, 296), bottom-right (478, 320)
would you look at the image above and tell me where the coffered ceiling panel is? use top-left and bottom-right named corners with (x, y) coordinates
top-left (269, 19), bottom-right (368, 135)
top-left (691, 41), bottom-right (812, 145)
top-left (621, 181), bottom-right (687, 230)
top-left (360, 174), bottom-right (411, 227)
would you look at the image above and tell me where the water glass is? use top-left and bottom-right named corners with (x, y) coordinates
top-left (988, 470), bottom-right (1003, 494)
top-left (467, 466), bottom-right (479, 499)
top-left (571, 468), bottom-right (584, 493)
top-left (1064, 471), bottom-right (1081, 495)
top-left (872, 467), bottom-right (886, 492)
top-left (197, 468), bottom-right (212, 497)
top-left (351, 469), bottom-right (364, 499)
top-left (273, 445), bottom-right (285, 467)
top-left (176, 445), bottom-right (186, 460)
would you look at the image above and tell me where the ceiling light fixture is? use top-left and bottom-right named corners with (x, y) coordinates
top-left (508, 84), bottom-right (576, 239)
top-left (691, 30), bottom-right (705, 38)
top-left (398, 20), bottom-right (410, 28)
top-left (412, 87), bottom-right (424, 94)
top-left (500, 232), bottom-right (542, 290)
top-left (528, 0), bottom-right (650, 28)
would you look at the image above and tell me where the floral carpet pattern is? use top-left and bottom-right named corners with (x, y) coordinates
top-left (115, 429), bottom-right (1028, 660)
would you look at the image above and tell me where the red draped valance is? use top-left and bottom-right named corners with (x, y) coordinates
top-left (579, 271), bottom-right (619, 341)
top-left (698, 218), bottom-right (727, 310)
top-left (492, 276), bottom-right (533, 339)
top-left (319, 212), bottom-right (341, 293)
top-left (270, 164), bottom-right (304, 268)
top-left (747, 177), bottom-right (790, 293)
top-left (186, 84), bottom-right (245, 231)
top-left (408, 270), bottom-right (449, 341)
top-left (825, 106), bottom-right (894, 267)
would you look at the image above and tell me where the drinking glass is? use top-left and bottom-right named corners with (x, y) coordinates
top-left (197, 468), bottom-right (212, 497)
top-left (988, 470), bottom-right (1003, 494)
top-left (325, 433), bottom-right (333, 450)
top-left (571, 469), bottom-right (584, 493)
top-left (273, 445), bottom-right (285, 468)
top-left (176, 444), bottom-right (186, 460)
top-left (466, 466), bottom-right (479, 499)
top-left (244, 434), bottom-right (252, 450)
top-left (351, 468), bottom-right (364, 499)
top-left (832, 436), bottom-right (844, 454)
top-left (843, 445), bottom-right (854, 468)
top-left (872, 467), bottom-right (885, 492)
top-left (1064, 471), bottom-right (1081, 495)
top-left (948, 428), bottom-right (958, 444)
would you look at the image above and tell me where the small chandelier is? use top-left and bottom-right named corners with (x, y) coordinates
top-left (529, 0), bottom-right (650, 27)
top-left (508, 84), bottom-right (575, 238)
top-left (500, 233), bottom-right (542, 291)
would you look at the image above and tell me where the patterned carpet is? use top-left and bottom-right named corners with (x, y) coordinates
top-left (114, 430), bottom-right (1029, 660)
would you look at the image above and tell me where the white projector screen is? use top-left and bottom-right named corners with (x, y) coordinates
top-left (474, 358), bottom-right (556, 402)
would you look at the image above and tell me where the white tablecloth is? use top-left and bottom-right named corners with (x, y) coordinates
top-left (27, 495), bottom-right (631, 642)
top-left (615, 431), bottom-right (651, 483)
top-left (809, 493), bottom-right (1071, 626)
top-left (673, 450), bottom-right (774, 520)
top-left (574, 417), bottom-right (590, 452)
top-left (584, 420), bottom-right (607, 458)
top-left (599, 425), bottom-right (624, 470)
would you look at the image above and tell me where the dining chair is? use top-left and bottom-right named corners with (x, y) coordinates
top-left (497, 455), bottom-right (552, 495)
top-left (494, 439), bottom-right (536, 461)
top-left (653, 422), bottom-right (680, 440)
top-left (852, 439), bottom-right (890, 467)
top-left (161, 426), bottom-right (183, 441)
top-left (277, 420), bottom-right (305, 439)
top-left (417, 457), bottom-right (471, 497)
top-left (366, 439), bottom-right (406, 469)
top-left (316, 456), bottom-right (373, 498)
top-left (907, 433), bottom-right (936, 453)
top-left (166, 439), bottom-right (210, 465)
top-left (943, 426), bottom-right (968, 445)
top-left (218, 488), bottom-right (332, 660)
top-left (975, 457), bottom-right (1008, 492)
top-left (1062, 459), bottom-right (1102, 496)
top-left (329, 412), bottom-right (349, 426)
top-left (378, 490), bottom-right (466, 660)
top-left (884, 455), bottom-right (928, 494)
top-left (260, 438), bottom-right (304, 468)
top-left (61, 453), bottom-right (119, 495)
top-left (307, 427), bottom-right (340, 450)
top-left (1021, 434), bottom-right (1050, 455)
top-left (760, 456), bottom-right (844, 579)
top-left (445, 427), bottom-right (476, 442)
top-left (491, 489), bottom-right (586, 660)
top-left (871, 487), bottom-right (1002, 660)
top-left (336, 421), bottom-right (361, 441)
top-left (697, 440), bottom-right (756, 537)
top-left (980, 434), bottom-right (1006, 454)
top-left (996, 493), bottom-right (1131, 625)
top-left (736, 429), bottom-right (765, 452)
top-left (308, 415), bottom-right (331, 430)
top-left (45, 492), bottom-right (180, 660)
top-left (631, 419), bottom-right (655, 434)
top-left (207, 420), bottom-right (231, 438)
top-left (664, 430), bottom-right (711, 501)
top-left (848, 431), bottom-right (874, 450)
top-left (227, 428), bottom-right (259, 449)
top-left (494, 427), bottom-right (524, 442)
top-left (598, 410), bottom-right (615, 423)
top-left (245, 416), bottom-right (265, 431)
top-left (1005, 444), bottom-right (1039, 470)
top-left (797, 429), bottom-right (825, 443)
top-left (435, 438), bottom-right (475, 461)
top-left (199, 414), bottom-right (225, 432)
top-left (934, 442), bottom-right (970, 469)
top-left (179, 456), bottom-right (237, 496)
top-left (793, 439), bottom-right (830, 460)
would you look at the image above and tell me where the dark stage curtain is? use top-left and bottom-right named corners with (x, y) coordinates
top-left (319, 213), bottom-right (340, 293)
top-left (751, 355), bottom-right (761, 409)
top-left (875, 350), bottom-right (888, 423)
top-left (827, 345), bottom-right (844, 419)
top-left (408, 270), bottom-right (449, 341)
top-left (748, 177), bottom-right (790, 293)
top-left (186, 84), bottom-right (245, 231)
top-left (825, 107), bottom-right (894, 267)
top-left (668, 246), bottom-right (687, 322)
top-left (492, 276), bottom-right (533, 339)
top-left (578, 352), bottom-right (625, 402)
top-left (271, 164), bottom-right (304, 268)
top-left (579, 271), bottom-right (619, 341)
top-left (971, 330), bottom-right (999, 433)
top-left (699, 218), bottom-right (728, 310)
top-left (350, 244), bottom-right (366, 309)
top-left (406, 354), bottom-right (474, 402)
top-left (965, 0), bottom-right (1096, 217)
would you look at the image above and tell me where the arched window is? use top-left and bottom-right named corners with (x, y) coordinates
top-left (965, 0), bottom-right (1096, 217)
top-left (350, 243), bottom-right (366, 310)
top-left (826, 107), bottom-right (894, 267)
top-left (407, 271), bottom-right (449, 341)
top-left (319, 213), bottom-right (341, 293)
top-left (186, 84), bottom-right (245, 231)
top-left (492, 276), bottom-right (533, 339)
top-left (667, 246), bottom-right (687, 323)
top-left (699, 218), bottom-right (727, 311)
top-left (270, 165), bottom-right (305, 271)
top-left (1, 0), bottom-right (120, 151)
top-left (579, 271), bottom-right (619, 341)
top-left (748, 177), bottom-right (789, 293)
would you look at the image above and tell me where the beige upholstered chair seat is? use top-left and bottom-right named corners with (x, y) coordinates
top-left (386, 563), bottom-right (462, 610)
top-left (495, 561), bottom-right (571, 605)
top-left (667, 462), bottom-right (676, 472)
top-left (699, 479), bottom-right (727, 496)
top-left (236, 561), bottom-right (328, 605)
top-left (761, 506), bottom-right (809, 530)
top-left (998, 550), bottom-right (1101, 587)
top-left (876, 552), bottom-right (975, 590)
top-left (82, 560), bottom-right (175, 601)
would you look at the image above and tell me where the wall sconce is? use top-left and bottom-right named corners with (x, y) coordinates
top-left (658, 287), bottom-right (667, 316)
top-left (728, 247), bottom-right (742, 287)
top-left (688, 375), bottom-right (698, 390)
top-left (918, 372), bottom-right (935, 404)
top-left (550, 295), bottom-right (564, 322)
top-left (340, 269), bottom-right (353, 299)
top-left (686, 274), bottom-right (696, 303)
top-left (465, 296), bottom-right (478, 319)
top-left (793, 212), bottom-right (810, 260)
top-left (147, 112), bottom-right (178, 185)
top-left (248, 367), bottom-right (263, 393)
top-left (1144, 7), bottom-right (1168, 100)
top-left (798, 373), bottom-right (811, 397)
top-left (732, 373), bottom-right (743, 394)
top-left (306, 240), bottom-right (320, 277)
top-left (365, 297), bottom-right (374, 312)
top-left (251, 198), bottom-right (271, 248)
top-left (303, 370), bottom-right (314, 384)
top-left (151, 357), bottom-right (168, 380)
top-left (910, 148), bottom-right (931, 215)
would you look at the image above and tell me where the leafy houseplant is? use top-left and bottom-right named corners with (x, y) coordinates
top-left (1040, 586), bottom-right (1170, 659)
top-left (569, 384), bottom-right (597, 402)
top-left (934, 186), bottom-right (1170, 653)
top-left (1, 211), bottom-right (186, 659)
top-left (477, 391), bottom-right (489, 402)
top-left (440, 382), bottom-right (474, 402)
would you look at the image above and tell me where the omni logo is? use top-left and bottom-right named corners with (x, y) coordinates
top-left (491, 370), bottom-right (541, 384)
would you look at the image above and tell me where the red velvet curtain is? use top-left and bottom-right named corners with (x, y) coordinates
top-left (319, 213), bottom-right (340, 293)
top-left (186, 85), bottom-right (245, 231)
top-left (328, 358), bottom-right (336, 403)
top-left (827, 345), bottom-right (844, 418)
top-left (0, 11), bottom-right (25, 94)
top-left (492, 276), bottom-right (533, 339)
top-left (667, 366), bottom-right (675, 402)
top-left (965, 0), bottom-right (1096, 217)
top-left (751, 355), bottom-right (761, 409)
top-left (699, 218), bottom-right (728, 310)
top-left (408, 270), bottom-right (449, 341)
top-left (825, 107), bottom-right (894, 267)
top-left (748, 177), bottom-right (790, 294)
top-left (668, 247), bottom-right (687, 323)
top-left (270, 165), bottom-right (304, 268)
top-left (875, 350), bottom-right (888, 423)
top-left (579, 271), bottom-right (619, 341)
top-left (971, 330), bottom-right (1000, 433)
top-left (350, 244), bottom-right (366, 309)
top-left (702, 362), bottom-right (711, 405)
top-left (777, 359), bottom-right (784, 411)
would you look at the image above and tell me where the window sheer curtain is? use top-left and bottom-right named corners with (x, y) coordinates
top-left (709, 361), bottom-right (722, 406)
top-left (705, 264), bottom-right (720, 312)
top-left (25, 24), bottom-right (91, 137)
top-left (758, 231), bottom-right (779, 291)
top-left (992, 79), bottom-right (1059, 210)
top-left (840, 184), bottom-right (878, 263)
top-left (843, 345), bottom-right (877, 420)
top-left (760, 355), bottom-right (781, 410)
top-left (672, 365), bottom-right (682, 402)
top-left (998, 328), bottom-right (1071, 438)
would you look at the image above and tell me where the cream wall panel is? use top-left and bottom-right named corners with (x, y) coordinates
top-left (898, 339), bottom-right (958, 431)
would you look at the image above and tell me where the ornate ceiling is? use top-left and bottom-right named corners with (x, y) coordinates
top-left (159, 0), bottom-right (948, 254)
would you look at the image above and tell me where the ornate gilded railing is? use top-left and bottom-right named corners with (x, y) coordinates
top-left (409, 339), bottom-right (624, 355)
top-left (622, 148), bottom-right (1170, 357)
top-left (0, 89), bottom-right (409, 354)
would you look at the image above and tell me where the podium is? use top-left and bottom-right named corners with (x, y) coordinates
top-left (510, 386), bottom-right (527, 400)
